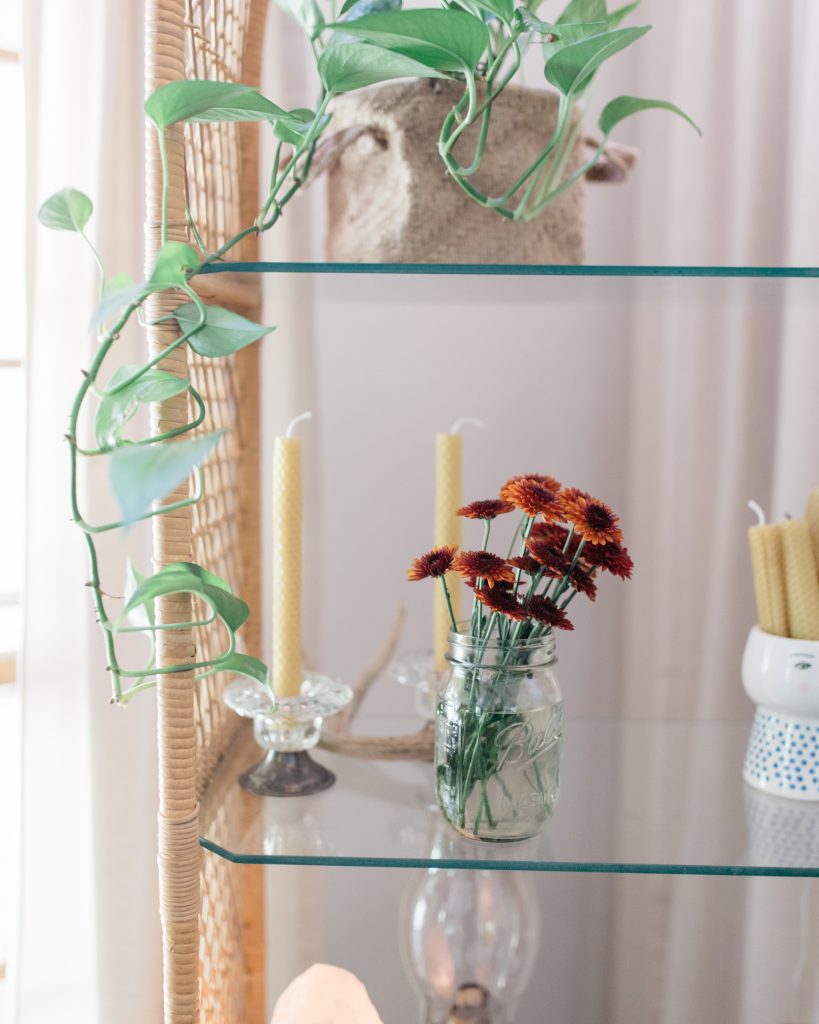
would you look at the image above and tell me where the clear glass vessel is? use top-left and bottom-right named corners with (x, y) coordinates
top-left (435, 630), bottom-right (563, 842)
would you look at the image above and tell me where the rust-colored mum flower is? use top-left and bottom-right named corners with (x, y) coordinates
top-left (452, 550), bottom-right (515, 588)
top-left (530, 521), bottom-right (581, 556)
top-left (504, 479), bottom-right (564, 520)
top-left (500, 474), bottom-right (561, 502)
top-left (457, 499), bottom-right (515, 520)
top-left (407, 545), bottom-right (458, 581)
top-left (570, 568), bottom-right (597, 601)
top-left (558, 489), bottom-right (623, 546)
top-left (466, 576), bottom-right (514, 592)
top-left (582, 541), bottom-right (634, 580)
top-left (508, 555), bottom-right (541, 575)
top-left (525, 537), bottom-right (571, 579)
top-left (528, 595), bottom-right (574, 630)
top-left (475, 586), bottom-right (529, 622)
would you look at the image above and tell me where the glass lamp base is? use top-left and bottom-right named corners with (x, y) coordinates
top-left (224, 673), bottom-right (352, 798)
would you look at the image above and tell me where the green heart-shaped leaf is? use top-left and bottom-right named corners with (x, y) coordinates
top-left (90, 274), bottom-right (148, 330)
top-left (319, 42), bottom-right (449, 94)
top-left (210, 652), bottom-right (271, 686)
top-left (145, 80), bottom-right (288, 129)
top-left (272, 108), bottom-right (331, 146)
top-left (599, 95), bottom-right (701, 137)
top-left (95, 365), bottom-right (190, 449)
top-left (338, 0), bottom-right (401, 20)
top-left (276, 0), bottom-right (326, 38)
top-left (37, 188), bottom-right (93, 233)
top-left (544, 24), bottom-right (650, 96)
top-left (173, 303), bottom-right (274, 358)
top-left (124, 561), bottom-right (155, 630)
top-left (556, 0), bottom-right (606, 24)
top-left (149, 241), bottom-right (201, 288)
top-left (329, 9), bottom-right (488, 71)
top-left (110, 429), bottom-right (224, 524)
top-left (122, 562), bottom-right (250, 632)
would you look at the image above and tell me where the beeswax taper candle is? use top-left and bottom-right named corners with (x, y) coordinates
top-left (807, 488), bottom-right (819, 572)
top-left (434, 431), bottom-right (462, 671)
top-left (781, 518), bottom-right (819, 641)
top-left (432, 418), bottom-right (482, 670)
top-left (747, 512), bottom-right (788, 638)
top-left (272, 412), bottom-right (310, 697)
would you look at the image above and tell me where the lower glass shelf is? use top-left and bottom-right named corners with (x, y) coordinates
top-left (199, 717), bottom-right (819, 876)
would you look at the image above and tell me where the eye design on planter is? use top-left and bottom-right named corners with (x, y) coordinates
top-left (790, 654), bottom-right (815, 672)
top-left (794, 661), bottom-right (813, 671)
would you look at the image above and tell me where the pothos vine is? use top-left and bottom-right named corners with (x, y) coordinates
top-left (39, 2), bottom-right (696, 705)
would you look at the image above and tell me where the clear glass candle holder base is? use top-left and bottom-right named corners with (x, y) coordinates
top-left (223, 674), bottom-right (352, 797)
top-left (390, 649), bottom-right (447, 721)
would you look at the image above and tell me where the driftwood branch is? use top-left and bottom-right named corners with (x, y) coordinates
top-left (319, 607), bottom-right (435, 762)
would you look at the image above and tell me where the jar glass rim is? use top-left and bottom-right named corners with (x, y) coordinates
top-left (447, 623), bottom-right (556, 652)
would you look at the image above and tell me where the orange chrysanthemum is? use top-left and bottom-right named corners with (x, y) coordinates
top-left (508, 555), bottom-right (541, 575)
top-left (558, 489), bottom-right (623, 546)
top-left (474, 586), bottom-right (529, 622)
top-left (499, 474), bottom-right (562, 502)
top-left (457, 499), bottom-right (515, 520)
top-left (503, 479), bottom-right (563, 520)
top-left (452, 550), bottom-right (515, 587)
top-left (407, 545), bottom-right (458, 581)
top-left (530, 521), bottom-right (580, 556)
top-left (528, 595), bottom-right (574, 630)
top-left (570, 567), bottom-right (597, 601)
top-left (582, 541), bottom-right (634, 580)
top-left (524, 537), bottom-right (571, 579)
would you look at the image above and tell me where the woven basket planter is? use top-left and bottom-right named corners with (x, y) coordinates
top-left (324, 79), bottom-right (587, 264)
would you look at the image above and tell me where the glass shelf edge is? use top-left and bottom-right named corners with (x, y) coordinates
top-left (198, 838), bottom-right (819, 878)
top-left (197, 262), bottom-right (819, 279)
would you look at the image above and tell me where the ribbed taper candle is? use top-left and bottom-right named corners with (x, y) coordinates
top-left (272, 414), bottom-right (309, 697)
top-left (781, 518), bottom-right (819, 641)
top-left (434, 432), bottom-right (462, 671)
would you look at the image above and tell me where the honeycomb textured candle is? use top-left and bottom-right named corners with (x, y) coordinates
top-left (807, 488), bottom-right (819, 572)
top-left (434, 433), bottom-right (462, 671)
top-left (748, 523), bottom-right (788, 637)
top-left (273, 436), bottom-right (302, 697)
top-left (780, 519), bottom-right (819, 641)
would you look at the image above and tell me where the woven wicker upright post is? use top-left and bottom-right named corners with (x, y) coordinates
top-left (145, 3), bottom-right (201, 1021)
top-left (145, 1), bottom-right (269, 1021)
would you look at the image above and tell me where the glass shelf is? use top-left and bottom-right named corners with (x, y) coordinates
top-left (199, 261), bottom-right (819, 279)
top-left (199, 717), bottom-right (819, 877)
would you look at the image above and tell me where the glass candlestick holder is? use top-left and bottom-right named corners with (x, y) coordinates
top-left (391, 649), bottom-right (447, 721)
top-left (223, 674), bottom-right (352, 797)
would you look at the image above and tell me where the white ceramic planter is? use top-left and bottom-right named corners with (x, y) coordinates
top-left (742, 625), bottom-right (819, 800)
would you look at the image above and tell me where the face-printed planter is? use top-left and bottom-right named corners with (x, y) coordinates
top-left (742, 625), bottom-right (819, 801)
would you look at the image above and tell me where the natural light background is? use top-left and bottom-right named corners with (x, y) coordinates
top-left (0, 2), bottom-right (24, 1022)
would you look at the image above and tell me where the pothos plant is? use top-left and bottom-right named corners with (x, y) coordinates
top-left (41, 0), bottom-right (695, 705)
top-left (277, 0), bottom-right (699, 220)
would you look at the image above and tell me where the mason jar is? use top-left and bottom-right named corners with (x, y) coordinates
top-left (435, 629), bottom-right (563, 842)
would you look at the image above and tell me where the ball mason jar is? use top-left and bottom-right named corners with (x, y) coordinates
top-left (435, 629), bottom-right (563, 842)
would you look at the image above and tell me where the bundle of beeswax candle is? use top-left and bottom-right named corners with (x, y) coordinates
top-left (807, 488), bottom-right (819, 572)
top-left (748, 522), bottom-right (789, 637)
top-left (749, 491), bottom-right (819, 641)
top-left (781, 518), bottom-right (819, 641)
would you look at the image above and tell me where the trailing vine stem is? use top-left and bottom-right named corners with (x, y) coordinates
top-left (61, 91), bottom-right (332, 704)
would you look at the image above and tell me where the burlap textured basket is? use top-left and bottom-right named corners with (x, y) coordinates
top-left (325, 79), bottom-right (587, 264)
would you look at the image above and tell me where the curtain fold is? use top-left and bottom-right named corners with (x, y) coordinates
top-left (609, 1), bottom-right (819, 1018)
top-left (17, 2), bottom-right (161, 1022)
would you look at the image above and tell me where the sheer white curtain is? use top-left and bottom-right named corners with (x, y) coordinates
top-left (17, 2), bottom-right (161, 1022)
top-left (608, 1), bottom-right (819, 1019)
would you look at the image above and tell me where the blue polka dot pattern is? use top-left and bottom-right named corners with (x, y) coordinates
top-left (744, 785), bottom-right (819, 867)
top-left (744, 708), bottom-right (819, 801)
